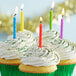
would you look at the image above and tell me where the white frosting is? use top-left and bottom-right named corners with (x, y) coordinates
top-left (7, 29), bottom-right (36, 48)
top-left (42, 30), bottom-right (76, 60)
top-left (55, 39), bottom-right (76, 60)
top-left (21, 46), bottom-right (60, 67)
top-left (0, 29), bottom-right (37, 60)
top-left (42, 30), bottom-right (60, 41)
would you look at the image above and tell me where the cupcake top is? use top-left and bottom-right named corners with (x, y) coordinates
top-left (21, 46), bottom-right (60, 67)
top-left (42, 30), bottom-right (60, 41)
top-left (37, 30), bottom-right (76, 61)
top-left (7, 29), bottom-right (36, 48)
top-left (36, 30), bottom-right (60, 49)
top-left (0, 29), bottom-right (37, 60)
top-left (55, 39), bottom-right (76, 60)
top-left (43, 34), bottom-right (76, 60)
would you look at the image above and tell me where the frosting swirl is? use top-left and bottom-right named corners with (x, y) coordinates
top-left (37, 30), bottom-right (59, 38)
top-left (41, 30), bottom-right (60, 49)
top-left (41, 30), bottom-right (76, 60)
top-left (0, 29), bottom-right (37, 60)
top-left (7, 29), bottom-right (36, 48)
top-left (21, 46), bottom-right (60, 67)
top-left (54, 39), bottom-right (76, 60)
top-left (42, 30), bottom-right (60, 41)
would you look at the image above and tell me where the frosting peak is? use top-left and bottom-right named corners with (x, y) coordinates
top-left (55, 39), bottom-right (76, 60)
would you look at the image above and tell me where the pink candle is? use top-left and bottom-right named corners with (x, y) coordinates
top-left (60, 8), bottom-right (64, 39)
top-left (60, 17), bottom-right (63, 39)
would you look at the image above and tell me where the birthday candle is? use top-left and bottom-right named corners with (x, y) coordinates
top-left (50, 1), bottom-right (55, 30)
top-left (60, 8), bottom-right (64, 39)
top-left (21, 4), bottom-right (24, 32)
top-left (50, 10), bottom-right (52, 30)
top-left (13, 6), bottom-right (18, 39)
top-left (13, 16), bottom-right (16, 39)
top-left (60, 17), bottom-right (63, 39)
top-left (39, 17), bottom-right (43, 48)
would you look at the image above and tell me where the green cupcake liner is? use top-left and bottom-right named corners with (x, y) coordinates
top-left (22, 71), bottom-right (55, 76)
top-left (0, 64), bottom-right (24, 76)
top-left (0, 65), bottom-right (1, 72)
top-left (0, 64), bottom-right (55, 76)
top-left (55, 64), bottom-right (75, 76)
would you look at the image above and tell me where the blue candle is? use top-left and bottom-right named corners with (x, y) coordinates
top-left (13, 16), bottom-right (16, 39)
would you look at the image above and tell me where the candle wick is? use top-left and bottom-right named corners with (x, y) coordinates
top-left (40, 21), bottom-right (42, 23)
top-left (50, 8), bottom-right (53, 10)
top-left (62, 15), bottom-right (64, 18)
top-left (14, 14), bottom-right (16, 16)
top-left (21, 9), bottom-right (23, 11)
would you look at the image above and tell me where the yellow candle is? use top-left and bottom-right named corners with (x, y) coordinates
top-left (21, 4), bottom-right (24, 32)
top-left (21, 11), bottom-right (24, 32)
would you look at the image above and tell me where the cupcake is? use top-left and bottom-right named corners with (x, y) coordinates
top-left (0, 29), bottom-right (37, 76)
top-left (54, 39), bottom-right (76, 76)
top-left (0, 43), bottom-right (23, 76)
top-left (41, 30), bottom-right (76, 76)
top-left (0, 41), bottom-right (6, 71)
top-left (19, 46), bottom-right (60, 76)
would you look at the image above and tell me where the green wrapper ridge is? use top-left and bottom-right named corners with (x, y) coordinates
top-left (0, 64), bottom-right (24, 76)
top-left (55, 64), bottom-right (75, 76)
top-left (22, 72), bottom-right (55, 76)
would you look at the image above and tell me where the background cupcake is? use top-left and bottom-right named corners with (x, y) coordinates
top-left (0, 29), bottom-right (37, 76)
top-left (19, 46), bottom-right (60, 76)
top-left (54, 39), bottom-right (76, 76)
top-left (40, 30), bottom-right (76, 76)
top-left (0, 42), bottom-right (23, 76)
top-left (0, 42), bottom-right (6, 72)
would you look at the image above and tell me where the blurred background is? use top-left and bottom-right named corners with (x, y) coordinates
top-left (0, 0), bottom-right (76, 43)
